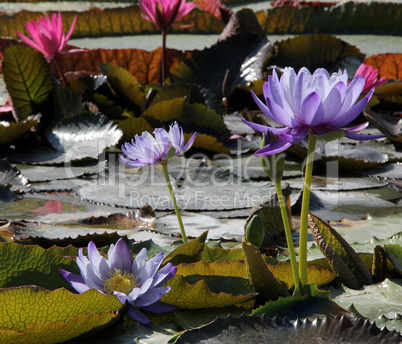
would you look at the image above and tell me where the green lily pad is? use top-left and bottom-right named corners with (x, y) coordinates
top-left (0, 287), bottom-right (122, 344)
top-left (268, 34), bottom-right (364, 74)
top-left (0, 242), bottom-right (79, 290)
top-left (0, 116), bottom-right (39, 147)
top-left (4, 113), bottom-right (122, 164)
top-left (331, 278), bottom-right (402, 332)
top-left (168, 9), bottom-right (271, 98)
top-left (309, 213), bottom-right (373, 289)
top-left (385, 244), bottom-right (402, 275)
top-left (2, 46), bottom-right (54, 120)
top-left (175, 314), bottom-right (402, 344)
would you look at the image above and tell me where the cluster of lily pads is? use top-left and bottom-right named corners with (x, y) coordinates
top-left (0, 0), bottom-right (401, 343)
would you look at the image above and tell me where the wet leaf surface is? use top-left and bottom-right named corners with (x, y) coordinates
top-left (331, 278), bottom-right (402, 333)
top-left (0, 287), bottom-right (122, 344)
top-left (175, 314), bottom-right (402, 344)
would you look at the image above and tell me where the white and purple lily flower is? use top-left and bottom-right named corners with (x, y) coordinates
top-left (60, 239), bottom-right (177, 325)
top-left (120, 121), bottom-right (197, 169)
top-left (243, 67), bottom-right (386, 156)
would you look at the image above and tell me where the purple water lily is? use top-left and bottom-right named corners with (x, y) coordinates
top-left (244, 67), bottom-right (385, 156)
top-left (120, 121), bottom-right (197, 169)
top-left (60, 239), bottom-right (177, 325)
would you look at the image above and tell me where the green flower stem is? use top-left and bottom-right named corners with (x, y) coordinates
top-left (298, 131), bottom-right (317, 285)
top-left (161, 161), bottom-right (187, 243)
top-left (274, 180), bottom-right (300, 286)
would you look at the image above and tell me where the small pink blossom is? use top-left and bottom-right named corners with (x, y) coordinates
top-left (354, 63), bottom-right (387, 94)
top-left (17, 12), bottom-right (84, 62)
top-left (139, 0), bottom-right (195, 31)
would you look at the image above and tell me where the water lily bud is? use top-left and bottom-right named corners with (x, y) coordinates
top-left (245, 215), bottom-right (265, 248)
top-left (259, 132), bottom-right (285, 183)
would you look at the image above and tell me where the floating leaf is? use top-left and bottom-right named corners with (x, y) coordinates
top-left (372, 245), bottom-right (388, 283)
top-left (168, 9), bottom-right (270, 98)
top-left (364, 53), bottom-right (402, 81)
top-left (245, 185), bottom-right (292, 247)
top-left (331, 278), bottom-right (402, 328)
top-left (0, 242), bottom-right (79, 290)
top-left (364, 108), bottom-right (402, 143)
top-left (385, 244), bottom-right (402, 276)
top-left (117, 116), bottom-right (154, 144)
top-left (3, 46), bottom-right (54, 120)
top-left (58, 47), bottom-right (192, 85)
top-left (257, 2), bottom-right (402, 35)
top-left (0, 287), bottom-right (122, 344)
top-left (99, 63), bottom-right (145, 111)
top-left (5, 113), bottom-right (122, 164)
top-left (143, 98), bottom-right (230, 141)
top-left (308, 213), bottom-right (373, 289)
top-left (163, 230), bottom-right (208, 266)
top-left (184, 132), bottom-right (230, 153)
top-left (0, 116), bottom-right (39, 147)
top-left (242, 239), bottom-right (289, 301)
top-left (177, 260), bottom-right (247, 278)
top-left (161, 274), bottom-right (256, 309)
top-left (0, 7), bottom-right (223, 38)
top-left (267, 262), bottom-right (336, 290)
top-left (269, 34), bottom-right (364, 73)
top-left (175, 314), bottom-right (402, 344)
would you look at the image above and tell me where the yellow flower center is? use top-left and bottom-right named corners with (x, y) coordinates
top-left (103, 268), bottom-right (138, 295)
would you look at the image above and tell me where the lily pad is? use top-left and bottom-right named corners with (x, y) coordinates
top-left (268, 34), bottom-right (364, 73)
top-left (331, 278), bottom-right (402, 332)
top-left (0, 115), bottom-right (39, 147)
top-left (0, 287), bottom-right (122, 344)
top-left (168, 9), bottom-right (271, 99)
top-left (2, 46), bottom-right (54, 121)
top-left (174, 314), bottom-right (402, 344)
top-left (5, 113), bottom-right (122, 164)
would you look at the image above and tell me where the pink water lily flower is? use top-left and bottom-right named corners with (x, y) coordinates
top-left (354, 63), bottom-right (387, 94)
top-left (17, 12), bottom-right (83, 62)
top-left (139, 0), bottom-right (195, 31)
top-left (244, 67), bottom-right (386, 156)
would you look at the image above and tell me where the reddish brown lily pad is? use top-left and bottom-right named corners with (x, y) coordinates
top-left (57, 47), bottom-right (192, 84)
top-left (364, 53), bottom-right (402, 81)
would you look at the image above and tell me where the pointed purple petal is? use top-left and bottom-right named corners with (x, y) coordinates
top-left (141, 301), bottom-right (178, 313)
top-left (128, 306), bottom-right (151, 325)
top-left (59, 269), bottom-right (90, 294)
top-left (255, 138), bottom-right (292, 156)
top-left (343, 122), bottom-right (369, 132)
top-left (345, 132), bottom-right (387, 140)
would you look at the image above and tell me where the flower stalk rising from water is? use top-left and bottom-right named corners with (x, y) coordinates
top-left (244, 67), bottom-right (385, 285)
top-left (60, 239), bottom-right (177, 325)
top-left (17, 12), bottom-right (85, 84)
top-left (121, 121), bottom-right (197, 243)
top-left (139, 0), bottom-right (194, 84)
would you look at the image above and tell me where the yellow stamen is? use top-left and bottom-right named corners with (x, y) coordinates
top-left (103, 268), bottom-right (138, 295)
